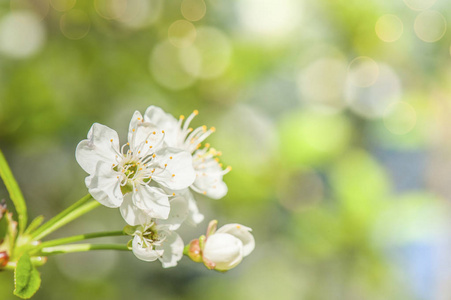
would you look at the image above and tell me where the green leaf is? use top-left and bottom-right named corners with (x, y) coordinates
top-left (0, 150), bottom-right (27, 234)
top-left (14, 253), bottom-right (41, 299)
top-left (24, 216), bottom-right (44, 235)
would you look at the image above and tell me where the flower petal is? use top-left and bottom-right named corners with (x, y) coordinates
top-left (85, 161), bottom-right (123, 208)
top-left (144, 106), bottom-right (182, 148)
top-left (156, 230), bottom-right (184, 268)
top-left (132, 235), bottom-right (163, 262)
top-left (132, 185), bottom-right (170, 220)
top-left (157, 194), bottom-right (189, 230)
top-left (76, 123), bottom-right (120, 174)
top-left (151, 148), bottom-right (196, 190)
top-left (128, 111), bottom-right (165, 152)
top-left (185, 190), bottom-right (204, 225)
top-left (193, 177), bottom-right (228, 199)
top-left (120, 193), bottom-right (151, 226)
top-left (192, 150), bottom-right (229, 199)
top-left (216, 223), bottom-right (255, 257)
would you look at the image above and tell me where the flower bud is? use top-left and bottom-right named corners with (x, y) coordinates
top-left (0, 251), bottom-right (9, 268)
top-left (202, 233), bottom-right (243, 271)
top-left (185, 239), bottom-right (203, 263)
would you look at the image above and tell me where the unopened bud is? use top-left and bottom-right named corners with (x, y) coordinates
top-left (0, 251), bottom-right (9, 268)
top-left (185, 239), bottom-right (203, 263)
top-left (202, 222), bottom-right (255, 272)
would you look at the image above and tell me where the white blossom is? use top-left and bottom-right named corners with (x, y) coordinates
top-left (130, 220), bottom-right (184, 268)
top-left (75, 111), bottom-right (196, 220)
top-left (143, 106), bottom-right (231, 225)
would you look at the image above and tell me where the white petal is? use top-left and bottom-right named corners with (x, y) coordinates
top-left (193, 178), bottom-right (228, 199)
top-left (76, 123), bottom-right (119, 174)
top-left (151, 148), bottom-right (196, 190)
top-left (132, 235), bottom-right (163, 262)
top-left (203, 233), bottom-right (243, 271)
top-left (144, 106), bottom-right (182, 148)
top-left (85, 161), bottom-right (123, 208)
top-left (192, 152), bottom-right (228, 199)
top-left (120, 193), bottom-right (152, 226)
top-left (144, 105), bottom-right (176, 125)
top-left (132, 185), bottom-right (170, 220)
top-left (186, 190), bottom-right (204, 225)
top-left (157, 194), bottom-right (189, 230)
top-left (156, 230), bottom-right (184, 268)
top-left (128, 111), bottom-right (165, 152)
top-left (216, 223), bottom-right (255, 257)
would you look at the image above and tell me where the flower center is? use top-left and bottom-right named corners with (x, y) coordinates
top-left (122, 162), bottom-right (139, 178)
top-left (143, 228), bottom-right (159, 242)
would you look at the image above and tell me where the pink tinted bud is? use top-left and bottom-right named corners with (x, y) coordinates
top-left (187, 239), bottom-right (203, 263)
top-left (0, 251), bottom-right (9, 268)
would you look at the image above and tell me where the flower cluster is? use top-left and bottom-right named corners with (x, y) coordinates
top-left (76, 106), bottom-right (254, 270)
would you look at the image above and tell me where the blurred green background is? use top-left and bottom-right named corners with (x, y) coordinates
top-left (1, 0), bottom-right (451, 299)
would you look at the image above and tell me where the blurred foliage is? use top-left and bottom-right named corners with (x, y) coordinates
top-left (1, 0), bottom-right (451, 299)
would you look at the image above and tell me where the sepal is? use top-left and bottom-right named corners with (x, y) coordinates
top-left (185, 239), bottom-right (202, 263)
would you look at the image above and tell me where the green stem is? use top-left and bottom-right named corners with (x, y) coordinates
top-left (31, 194), bottom-right (100, 241)
top-left (0, 149), bottom-right (27, 235)
top-left (36, 244), bottom-right (130, 256)
top-left (30, 230), bottom-right (126, 254)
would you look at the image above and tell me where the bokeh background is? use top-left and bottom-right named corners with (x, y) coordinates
top-left (1, 0), bottom-right (451, 299)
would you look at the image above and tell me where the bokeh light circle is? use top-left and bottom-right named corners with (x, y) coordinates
top-left (237, 0), bottom-right (301, 39)
top-left (180, 27), bottom-right (232, 79)
top-left (181, 0), bottom-right (206, 22)
top-left (403, 0), bottom-right (437, 11)
top-left (414, 10), bottom-right (446, 43)
top-left (60, 9), bottom-right (91, 40)
top-left (149, 40), bottom-right (197, 90)
top-left (347, 57), bottom-right (379, 88)
top-left (297, 57), bottom-right (348, 112)
top-left (168, 20), bottom-right (197, 48)
top-left (383, 101), bottom-right (417, 135)
top-left (94, 0), bottom-right (127, 20)
top-left (115, 0), bottom-right (163, 29)
top-left (345, 64), bottom-right (402, 119)
top-left (0, 11), bottom-right (46, 59)
top-left (375, 14), bottom-right (403, 43)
